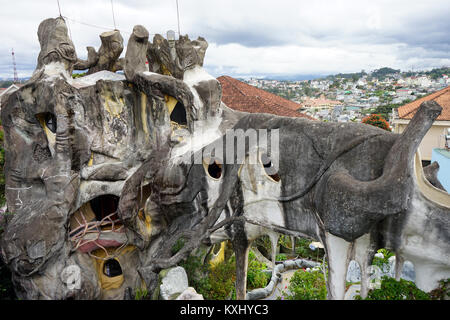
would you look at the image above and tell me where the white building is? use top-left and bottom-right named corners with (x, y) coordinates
top-left (0, 84), bottom-right (23, 109)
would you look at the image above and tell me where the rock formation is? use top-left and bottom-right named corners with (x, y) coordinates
top-left (75, 30), bottom-right (124, 74)
top-left (0, 16), bottom-right (449, 300)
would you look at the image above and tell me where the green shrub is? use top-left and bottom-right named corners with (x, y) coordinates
top-left (429, 278), bottom-right (450, 300)
top-left (247, 251), bottom-right (270, 290)
top-left (283, 269), bottom-right (327, 300)
top-left (276, 254), bottom-right (287, 261)
top-left (180, 248), bottom-right (270, 300)
top-left (356, 276), bottom-right (430, 300)
top-left (181, 253), bottom-right (235, 300)
top-left (207, 257), bottom-right (237, 300)
top-left (278, 235), bottom-right (291, 248)
top-left (372, 248), bottom-right (394, 270)
top-left (294, 238), bottom-right (324, 262)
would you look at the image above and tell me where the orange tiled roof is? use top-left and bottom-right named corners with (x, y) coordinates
top-left (397, 86), bottom-right (450, 121)
top-left (217, 76), bottom-right (315, 120)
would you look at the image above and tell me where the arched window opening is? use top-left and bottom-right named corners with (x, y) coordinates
top-left (103, 259), bottom-right (123, 278)
top-left (399, 260), bottom-right (416, 282)
top-left (36, 112), bottom-right (57, 133)
top-left (346, 260), bottom-right (362, 284)
top-left (170, 101), bottom-right (187, 126)
top-left (138, 184), bottom-right (152, 209)
top-left (90, 194), bottom-right (120, 221)
top-left (207, 161), bottom-right (222, 179)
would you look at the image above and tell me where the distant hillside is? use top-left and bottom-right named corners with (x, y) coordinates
top-left (325, 71), bottom-right (367, 81)
top-left (0, 77), bottom-right (29, 88)
top-left (244, 74), bottom-right (326, 81)
top-left (404, 67), bottom-right (450, 80)
top-left (320, 66), bottom-right (448, 82)
top-left (0, 80), bottom-right (14, 88)
top-left (371, 67), bottom-right (400, 78)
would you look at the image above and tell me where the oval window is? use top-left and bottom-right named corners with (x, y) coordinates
top-left (260, 153), bottom-right (280, 182)
top-left (103, 259), bottom-right (123, 277)
top-left (204, 158), bottom-right (223, 180)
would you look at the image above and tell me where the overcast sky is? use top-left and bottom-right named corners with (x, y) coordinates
top-left (0, 0), bottom-right (449, 79)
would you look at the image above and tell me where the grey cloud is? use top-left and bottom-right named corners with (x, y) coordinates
top-left (203, 29), bottom-right (289, 47)
top-left (0, 0), bottom-right (448, 79)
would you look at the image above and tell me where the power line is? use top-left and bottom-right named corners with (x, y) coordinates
top-left (62, 16), bottom-right (130, 35)
top-left (56, 0), bottom-right (181, 38)
top-left (66, 17), bottom-right (73, 41)
top-left (56, 0), bottom-right (62, 17)
top-left (110, 0), bottom-right (117, 30)
top-left (62, 15), bottom-right (178, 37)
top-left (176, 0), bottom-right (181, 36)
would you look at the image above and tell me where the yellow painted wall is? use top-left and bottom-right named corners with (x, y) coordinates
top-left (91, 246), bottom-right (136, 291)
top-left (140, 92), bottom-right (149, 135)
top-left (394, 123), bottom-right (447, 161)
top-left (209, 242), bottom-right (226, 267)
top-left (165, 95), bottom-right (178, 114)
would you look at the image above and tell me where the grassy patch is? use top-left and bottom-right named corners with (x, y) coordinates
top-left (355, 276), bottom-right (430, 300)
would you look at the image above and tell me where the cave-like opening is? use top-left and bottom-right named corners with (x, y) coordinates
top-left (170, 101), bottom-right (187, 126)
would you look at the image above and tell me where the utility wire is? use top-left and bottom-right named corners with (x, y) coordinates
top-left (110, 0), bottom-right (117, 30)
top-left (176, 0), bottom-right (181, 36)
top-left (62, 15), bottom-right (178, 37)
top-left (57, 2), bottom-right (180, 37)
top-left (66, 17), bottom-right (73, 40)
top-left (56, 0), bottom-right (62, 17)
top-left (56, 1), bottom-right (73, 40)
top-left (62, 16), bottom-right (131, 35)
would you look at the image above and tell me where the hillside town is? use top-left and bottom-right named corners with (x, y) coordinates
top-left (244, 67), bottom-right (450, 122)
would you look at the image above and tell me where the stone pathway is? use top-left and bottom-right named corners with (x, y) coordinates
top-left (344, 284), bottom-right (361, 300)
top-left (262, 269), bottom-right (297, 300)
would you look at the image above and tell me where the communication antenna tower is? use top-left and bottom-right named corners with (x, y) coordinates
top-left (12, 48), bottom-right (19, 83)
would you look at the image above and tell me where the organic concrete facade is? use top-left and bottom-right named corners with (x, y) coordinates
top-left (0, 17), bottom-right (449, 300)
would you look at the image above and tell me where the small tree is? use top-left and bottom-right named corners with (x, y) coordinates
top-left (362, 114), bottom-right (391, 131)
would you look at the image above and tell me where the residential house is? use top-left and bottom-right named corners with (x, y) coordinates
top-left (301, 95), bottom-right (343, 111)
top-left (391, 86), bottom-right (450, 162)
top-left (0, 83), bottom-right (23, 110)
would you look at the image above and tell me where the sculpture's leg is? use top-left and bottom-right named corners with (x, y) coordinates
top-left (269, 232), bottom-right (279, 270)
top-left (352, 233), bottom-right (374, 299)
top-left (233, 237), bottom-right (250, 300)
top-left (324, 232), bottom-right (351, 300)
top-left (395, 254), bottom-right (404, 281)
top-left (291, 236), bottom-right (296, 255)
top-left (359, 262), bottom-right (370, 298)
